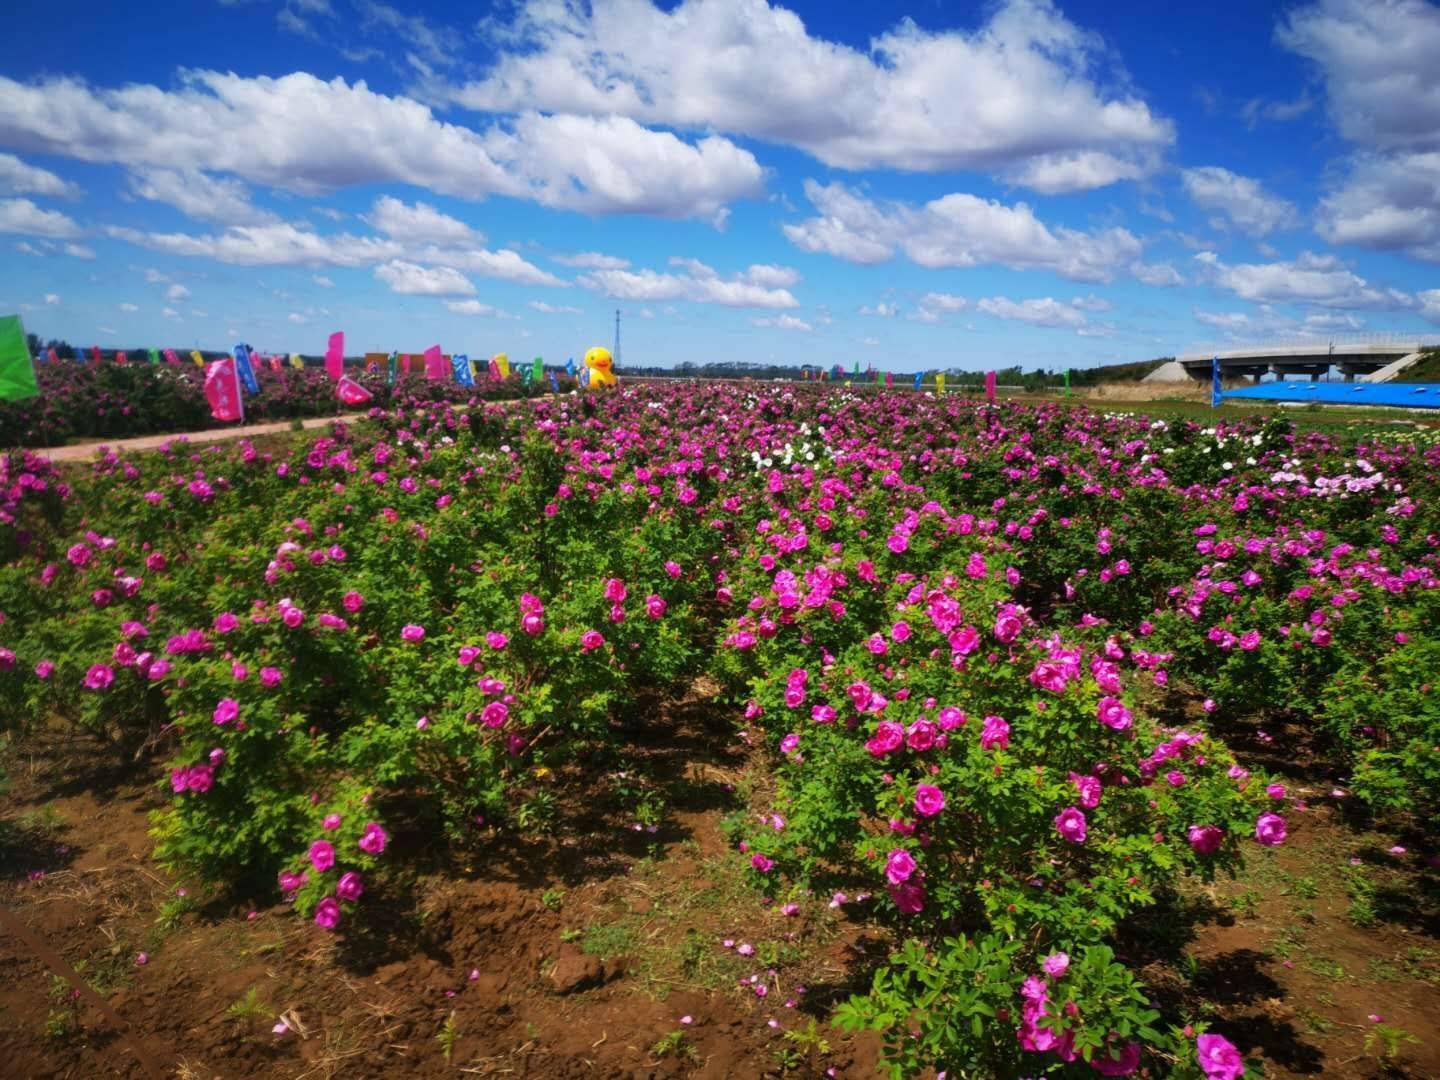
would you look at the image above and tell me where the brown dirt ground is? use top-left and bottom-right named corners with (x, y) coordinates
top-left (2, 699), bottom-right (1437, 1079)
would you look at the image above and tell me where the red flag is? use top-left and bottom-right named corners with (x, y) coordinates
top-left (90, 345), bottom-right (102, 364)
top-left (163, 348), bottom-right (181, 365)
top-left (325, 331), bottom-right (344, 381)
top-left (984, 370), bottom-right (997, 403)
top-left (204, 357), bottom-right (244, 422)
top-left (336, 375), bottom-right (373, 405)
top-left (116, 350), bottom-right (128, 365)
top-left (46, 347), bottom-right (58, 364)
top-left (423, 344), bottom-right (445, 381)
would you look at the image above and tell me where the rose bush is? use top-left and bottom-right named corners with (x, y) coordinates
top-left (3, 383), bottom-right (1436, 1076)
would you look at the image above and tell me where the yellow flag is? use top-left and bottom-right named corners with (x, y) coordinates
top-left (495, 352), bottom-right (511, 378)
top-left (935, 372), bottom-right (946, 395)
top-left (190, 350), bottom-right (204, 367)
top-left (290, 353), bottom-right (304, 370)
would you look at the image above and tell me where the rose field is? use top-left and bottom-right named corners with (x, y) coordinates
top-left (2, 383), bottom-right (1440, 1079)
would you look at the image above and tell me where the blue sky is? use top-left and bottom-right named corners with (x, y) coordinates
top-left (0, 0), bottom-right (1437, 372)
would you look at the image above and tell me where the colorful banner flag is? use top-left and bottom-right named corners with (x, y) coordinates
top-left (520, 364), bottom-right (532, 388)
top-left (452, 353), bottom-right (474, 387)
top-left (116, 350), bottom-right (129, 365)
top-left (336, 375), bottom-right (373, 406)
top-left (935, 373), bottom-right (946, 395)
top-left (400, 353), bottom-right (412, 376)
top-left (325, 332), bottom-right (344, 381)
top-left (46, 346), bottom-right (59, 365)
top-left (565, 357), bottom-right (576, 377)
top-left (190, 350), bottom-right (204, 367)
top-left (548, 371), bottom-right (559, 392)
top-left (913, 370), bottom-right (923, 391)
top-left (147, 348), bottom-right (160, 365)
top-left (268, 355), bottom-right (281, 372)
top-left (423, 344), bottom-right (445, 381)
top-left (1211, 356), bottom-right (1222, 408)
top-left (289, 353), bottom-right (304, 370)
top-left (1063, 368), bottom-right (1070, 398)
top-left (233, 343), bottom-right (260, 395)
top-left (985, 370), bottom-right (997, 404)
top-left (495, 353), bottom-right (511, 378)
top-left (91, 345), bottom-right (102, 365)
top-left (885, 371), bottom-right (893, 388)
top-left (163, 348), bottom-right (181, 365)
top-left (204, 357), bottom-right (244, 422)
top-left (0, 315), bottom-right (40, 402)
top-left (386, 351), bottom-right (398, 387)
top-left (531, 356), bottom-right (543, 383)
top-left (488, 357), bottom-right (500, 380)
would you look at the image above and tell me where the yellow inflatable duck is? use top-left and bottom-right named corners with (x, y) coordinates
top-left (583, 345), bottom-right (617, 390)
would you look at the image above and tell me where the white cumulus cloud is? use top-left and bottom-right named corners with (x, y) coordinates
top-left (0, 152), bottom-right (79, 198)
top-left (374, 260), bottom-right (476, 296)
top-left (1180, 166), bottom-right (1299, 236)
top-left (0, 197), bottom-right (81, 238)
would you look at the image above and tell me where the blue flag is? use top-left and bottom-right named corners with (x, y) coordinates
top-left (565, 357), bottom-right (576, 377)
top-left (1211, 356), bottom-right (1222, 408)
top-left (913, 370), bottom-right (923, 390)
top-left (452, 353), bottom-right (474, 387)
top-left (233, 343), bottom-right (260, 395)
top-left (548, 371), bottom-right (560, 392)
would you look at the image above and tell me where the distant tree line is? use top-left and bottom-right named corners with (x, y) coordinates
top-left (618, 358), bottom-right (1172, 387)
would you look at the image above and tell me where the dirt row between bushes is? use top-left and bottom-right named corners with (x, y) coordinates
top-left (22, 413), bottom-right (374, 463)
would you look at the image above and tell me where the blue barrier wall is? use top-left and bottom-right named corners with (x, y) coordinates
top-left (1219, 382), bottom-right (1440, 409)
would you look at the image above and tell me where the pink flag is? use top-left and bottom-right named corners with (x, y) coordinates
top-left (91, 345), bottom-right (102, 365)
top-left (325, 331), bottom-right (344, 381)
top-left (46, 347), bottom-right (58, 364)
top-left (204, 358), bottom-right (244, 422)
top-left (488, 358), bottom-right (500, 380)
top-left (163, 348), bottom-right (181, 365)
top-left (885, 371), bottom-right (893, 388)
top-left (984, 370), bottom-right (997, 403)
top-left (116, 350), bottom-right (128, 366)
top-left (335, 375), bottom-right (374, 405)
top-left (423, 345), bottom-right (445, 381)
top-left (268, 354), bottom-right (282, 372)
top-left (400, 353), bottom-right (412, 375)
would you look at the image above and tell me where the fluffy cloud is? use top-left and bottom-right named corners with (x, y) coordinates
top-left (1420, 289), bottom-right (1440, 324)
top-left (64, 243), bottom-right (95, 259)
top-left (911, 292), bottom-right (969, 323)
top-left (0, 197), bottom-right (81, 238)
top-left (783, 180), bottom-right (1142, 283)
top-left (529, 300), bottom-right (582, 314)
top-left (1314, 151), bottom-right (1440, 261)
top-left (743, 263), bottom-right (800, 288)
top-left (313, 275), bottom-right (334, 287)
top-left (1193, 249), bottom-right (1412, 309)
top-left (128, 169), bottom-right (277, 226)
top-left (364, 195), bottom-right (478, 245)
top-left (374, 260), bottom-right (475, 297)
top-left (1180, 166), bottom-right (1299, 236)
top-left (0, 152), bottom-right (79, 198)
top-left (118, 302), bottom-right (139, 312)
top-left (579, 261), bottom-right (799, 309)
top-left (455, 0), bottom-right (1172, 189)
top-left (859, 302), bottom-right (898, 317)
top-left (1279, 0), bottom-right (1440, 260)
top-left (752, 314), bottom-right (812, 331)
top-left (166, 283), bottom-right (190, 301)
top-left (977, 296), bottom-right (1089, 329)
top-left (1131, 261), bottom-right (1184, 286)
top-left (445, 299), bottom-right (508, 317)
top-left (0, 70), bottom-right (762, 221)
top-left (553, 251), bottom-right (629, 270)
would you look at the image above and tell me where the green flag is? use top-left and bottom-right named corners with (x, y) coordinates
top-left (386, 350), bottom-right (398, 387)
top-left (0, 315), bottom-right (40, 402)
top-left (148, 347), bottom-right (161, 365)
top-left (532, 356), bottom-right (543, 383)
top-left (1063, 368), bottom-right (1070, 398)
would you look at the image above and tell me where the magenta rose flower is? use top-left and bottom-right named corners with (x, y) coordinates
top-left (1196, 1033), bottom-right (1244, 1080)
top-left (309, 840), bottom-right (336, 872)
top-left (335, 871), bottom-right (364, 902)
top-left (1188, 824), bottom-right (1224, 856)
top-left (358, 822), bottom-right (388, 854)
top-left (913, 784), bottom-right (945, 817)
top-left (1055, 806), bottom-right (1087, 844)
top-left (314, 897), bottom-right (341, 930)
top-left (84, 663), bottom-right (114, 690)
top-left (400, 624), bottom-right (425, 643)
top-left (213, 698), bottom-right (239, 725)
top-left (885, 848), bottom-right (917, 884)
top-left (1255, 813), bottom-right (1287, 846)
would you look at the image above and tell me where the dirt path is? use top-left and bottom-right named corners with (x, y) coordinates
top-left (24, 413), bottom-right (372, 462)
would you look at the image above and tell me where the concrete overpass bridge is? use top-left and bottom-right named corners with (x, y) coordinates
top-left (1176, 333), bottom-right (1427, 383)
